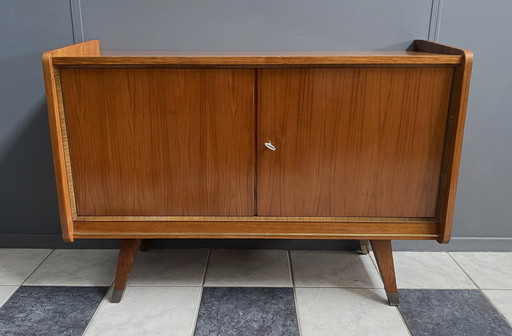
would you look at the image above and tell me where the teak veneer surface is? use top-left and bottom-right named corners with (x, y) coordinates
top-left (61, 68), bottom-right (255, 216)
top-left (258, 68), bottom-right (453, 217)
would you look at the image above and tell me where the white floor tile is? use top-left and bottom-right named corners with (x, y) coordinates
top-left (0, 249), bottom-right (52, 285)
top-left (204, 249), bottom-right (292, 287)
top-left (0, 286), bottom-right (18, 308)
top-left (83, 287), bottom-right (201, 336)
top-left (450, 252), bottom-right (512, 289)
top-left (483, 290), bottom-right (512, 325)
top-left (24, 249), bottom-right (118, 286)
top-left (291, 250), bottom-right (382, 288)
top-left (128, 249), bottom-right (208, 286)
top-left (295, 288), bottom-right (410, 336)
top-left (372, 252), bottom-right (476, 289)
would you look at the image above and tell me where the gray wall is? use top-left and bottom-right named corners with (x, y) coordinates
top-left (0, 0), bottom-right (510, 250)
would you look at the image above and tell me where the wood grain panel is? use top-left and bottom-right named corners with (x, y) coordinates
top-left (60, 68), bottom-right (255, 216)
top-left (258, 68), bottom-right (453, 217)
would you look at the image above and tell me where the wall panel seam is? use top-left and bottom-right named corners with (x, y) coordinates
top-left (69, 0), bottom-right (84, 43)
top-left (428, 0), bottom-right (443, 41)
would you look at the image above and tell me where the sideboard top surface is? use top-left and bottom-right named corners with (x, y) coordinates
top-left (51, 50), bottom-right (461, 66)
top-left (48, 39), bottom-right (462, 66)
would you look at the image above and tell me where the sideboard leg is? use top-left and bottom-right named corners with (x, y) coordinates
top-left (139, 239), bottom-right (151, 252)
top-left (370, 240), bottom-right (399, 306)
top-left (358, 240), bottom-right (370, 255)
top-left (111, 239), bottom-right (142, 303)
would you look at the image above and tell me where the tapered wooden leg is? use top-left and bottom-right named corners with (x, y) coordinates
top-left (358, 240), bottom-right (370, 255)
top-left (111, 239), bottom-right (142, 303)
top-left (370, 240), bottom-right (399, 306)
top-left (139, 239), bottom-right (151, 252)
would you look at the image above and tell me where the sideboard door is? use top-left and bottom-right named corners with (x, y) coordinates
top-left (257, 68), bottom-right (453, 217)
top-left (60, 68), bottom-right (255, 216)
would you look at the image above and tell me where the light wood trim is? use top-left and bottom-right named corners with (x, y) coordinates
top-left (54, 71), bottom-right (78, 219)
top-left (75, 233), bottom-right (438, 240)
top-left (42, 40), bottom-right (100, 242)
top-left (74, 215), bottom-right (433, 223)
top-left (414, 40), bottom-right (473, 244)
top-left (51, 49), bottom-right (461, 66)
top-left (73, 220), bottom-right (439, 240)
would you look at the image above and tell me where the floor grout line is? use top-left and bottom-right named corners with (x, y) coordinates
top-left (447, 252), bottom-right (480, 289)
top-left (480, 290), bottom-right (512, 329)
top-left (288, 250), bottom-right (303, 336)
top-left (189, 286), bottom-right (204, 336)
top-left (0, 285), bottom-right (20, 309)
top-left (395, 305), bottom-right (414, 336)
top-left (189, 248), bottom-right (211, 336)
top-left (80, 287), bottom-right (111, 336)
top-left (19, 249), bottom-right (55, 287)
top-left (368, 250), bottom-right (379, 271)
top-left (200, 248), bottom-right (211, 287)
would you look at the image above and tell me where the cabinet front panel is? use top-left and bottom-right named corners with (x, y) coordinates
top-left (61, 68), bottom-right (255, 216)
top-left (258, 68), bottom-right (453, 217)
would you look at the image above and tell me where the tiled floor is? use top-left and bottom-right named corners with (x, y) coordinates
top-left (0, 249), bottom-right (511, 336)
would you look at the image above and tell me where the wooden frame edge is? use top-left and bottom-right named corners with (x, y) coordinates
top-left (42, 51), bottom-right (73, 242)
top-left (41, 40), bottom-right (101, 242)
top-left (72, 220), bottom-right (440, 240)
top-left (73, 215), bottom-right (433, 223)
top-left (73, 233), bottom-right (439, 240)
top-left (413, 40), bottom-right (473, 244)
top-left (51, 55), bottom-right (462, 66)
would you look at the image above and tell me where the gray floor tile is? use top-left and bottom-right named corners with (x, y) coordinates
top-left (0, 287), bottom-right (17, 308)
top-left (398, 289), bottom-right (512, 336)
top-left (295, 288), bottom-right (409, 336)
top-left (0, 249), bottom-right (52, 285)
top-left (0, 286), bottom-right (108, 336)
top-left (204, 249), bottom-right (292, 287)
top-left (195, 287), bottom-right (299, 336)
top-left (84, 287), bottom-right (201, 336)
top-left (291, 250), bottom-right (382, 288)
top-left (483, 290), bottom-right (512, 326)
top-left (371, 252), bottom-right (476, 289)
top-left (450, 252), bottom-right (512, 289)
top-left (129, 249), bottom-right (208, 286)
top-left (25, 249), bottom-right (118, 286)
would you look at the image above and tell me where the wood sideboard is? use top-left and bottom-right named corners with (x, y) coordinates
top-left (42, 40), bottom-right (472, 304)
